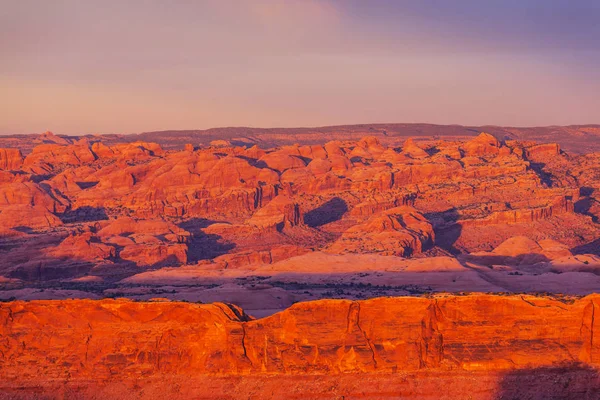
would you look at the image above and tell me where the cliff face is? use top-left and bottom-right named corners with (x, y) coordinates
top-left (1, 295), bottom-right (599, 382)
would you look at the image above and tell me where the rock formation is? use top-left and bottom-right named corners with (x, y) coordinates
top-left (0, 131), bottom-right (594, 284)
top-left (1, 295), bottom-right (599, 398)
top-left (0, 148), bottom-right (24, 170)
top-left (0, 127), bottom-right (598, 397)
top-left (328, 206), bottom-right (434, 256)
top-left (0, 132), bottom-right (596, 305)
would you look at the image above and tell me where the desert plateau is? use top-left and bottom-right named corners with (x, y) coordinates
top-left (3, 1), bottom-right (600, 398)
top-left (1, 127), bottom-right (600, 398)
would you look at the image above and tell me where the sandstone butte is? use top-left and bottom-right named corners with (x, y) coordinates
top-left (1, 130), bottom-right (597, 285)
top-left (1, 295), bottom-right (600, 399)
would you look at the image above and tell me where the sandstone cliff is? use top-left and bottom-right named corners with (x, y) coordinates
top-left (1, 295), bottom-right (599, 398)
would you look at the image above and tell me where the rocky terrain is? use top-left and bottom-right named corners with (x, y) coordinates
top-left (1, 294), bottom-right (600, 399)
top-left (1, 127), bottom-right (600, 398)
top-left (0, 129), bottom-right (599, 313)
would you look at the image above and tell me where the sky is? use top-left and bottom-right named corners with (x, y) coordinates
top-left (1, 0), bottom-right (599, 135)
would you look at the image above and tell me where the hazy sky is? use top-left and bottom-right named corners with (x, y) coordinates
top-left (1, 0), bottom-right (599, 134)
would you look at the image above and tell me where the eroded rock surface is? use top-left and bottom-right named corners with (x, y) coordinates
top-left (0, 132), bottom-right (599, 312)
top-left (1, 295), bottom-right (600, 399)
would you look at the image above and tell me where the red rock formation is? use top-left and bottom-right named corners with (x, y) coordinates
top-left (0, 182), bottom-right (68, 213)
top-left (258, 151), bottom-right (307, 173)
top-left (23, 142), bottom-right (97, 172)
top-left (401, 138), bottom-right (429, 159)
top-left (459, 195), bottom-right (574, 227)
top-left (328, 206), bottom-right (434, 256)
top-left (0, 204), bottom-right (62, 230)
top-left (91, 141), bottom-right (164, 160)
top-left (96, 217), bottom-right (190, 267)
top-left (0, 148), bottom-right (24, 170)
top-left (246, 195), bottom-right (303, 229)
top-left (525, 143), bottom-right (561, 160)
top-left (462, 236), bottom-right (574, 267)
top-left (1, 295), bottom-right (599, 398)
top-left (462, 132), bottom-right (503, 157)
top-left (0, 133), bottom-right (594, 284)
top-left (38, 130), bottom-right (70, 145)
top-left (50, 230), bottom-right (116, 261)
top-left (211, 245), bottom-right (309, 269)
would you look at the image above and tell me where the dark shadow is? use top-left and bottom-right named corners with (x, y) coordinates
top-left (11, 226), bottom-right (35, 234)
top-left (572, 238), bottom-right (600, 256)
top-left (229, 139), bottom-right (256, 147)
top-left (1, 238), bottom-right (192, 283)
top-left (350, 156), bottom-right (367, 163)
top-left (575, 187), bottom-right (598, 223)
top-left (178, 218), bottom-right (236, 262)
top-left (236, 155), bottom-right (260, 165)
top-left (186, 233), bottom-right (236, 262)
top-left (460, 252), bottom-right (551, 267)
top-left (9, 259), bottom-right (96, 281)
top-left (150, 254), bottom-right (185, 269)
top-left (178, 217), bottom-right (218, 232)
top-left (435, 224), bottom-right (462, 254)
top-left (424, 208), bottom-right (462, 254)
top-left (581, 186), bottom-right (595, 197)
top-left (575, 197), bottom-right (599, 222)
top-left (296, 155), bottom-right (312, 165)
top-left (425, 146), bottom-right (440, 156)
top-left (221, 303), bottom-right (253, 322)
top-left (529, 162), bottom-right (554, 187)
top-left (30, 174), bottom-right (53, 183)
top-left (496, 364), bottom-right (600, 400)
top-left (304, 197), bottom-right (348, 227)
top-left (75, 181), bottom-right (99, 189)
top-left (254, 160), bottom-right (268, 169)
top-left (60, 206), bottom-right (109, 223)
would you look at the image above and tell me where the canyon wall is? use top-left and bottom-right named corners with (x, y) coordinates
top-left (1, 295), bottom-right (600, 398)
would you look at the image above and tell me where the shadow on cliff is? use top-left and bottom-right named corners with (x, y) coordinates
top-left (0, 232), bottom-right (183, 285)
top-left (5, 249), bottom-right (151, 283)
top-left (304, 197), bottom-right (348, 228)
top-left (574, 187), bottom-right (598, 223)
top-left (528, 162), bottom-right (554, 187)
top-left (496, 364), bottom-right (600, 400)
top-left (461, 252), bottom-right (551, 267)
top-left (7, 256), bottom-right (98, 282)
top-left (59, 206), bottom-right (109, 223)
top-left (572, 238), bottom-right (600, 256)
top-left (426, 208), bottom-right (463, 255)
top-left (572, 188), bottom-right (600, 254)
top-left (178, 218), bottom-right (236, 262)
top-left (0, 217), bottom-right (235, 286)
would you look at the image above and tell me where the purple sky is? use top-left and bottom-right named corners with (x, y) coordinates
top-left (1, 0), bottom-right (599, 134)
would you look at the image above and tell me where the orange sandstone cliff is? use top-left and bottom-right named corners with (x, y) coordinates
top-left (1, 295), bottom-right (600, 399)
